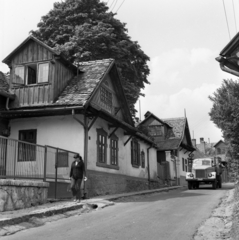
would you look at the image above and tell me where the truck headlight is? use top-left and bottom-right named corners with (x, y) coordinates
top-left (189, 173), bottom-right (194, 177)
top-left (208, 173), bottom-right (212, 177)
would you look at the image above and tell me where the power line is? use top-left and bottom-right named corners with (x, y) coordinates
top-left (111, 0), bottom-right (118, 12)
top-left (232, 0), bottom-right (238, 32)
top-left (109, 0), bottom-right (116, 11)
top-left (115, 0), bottom-right (126, 13)
top-left (222, 0), bottom-right (231, 40)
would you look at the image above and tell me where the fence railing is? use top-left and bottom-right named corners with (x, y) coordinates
top-left (0, 135), bottom-right (77, 181)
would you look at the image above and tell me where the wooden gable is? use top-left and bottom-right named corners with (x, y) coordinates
top-left (2, 36), bottom-right (76, 108)
top-left (91, 73), bottom-right (124, 121)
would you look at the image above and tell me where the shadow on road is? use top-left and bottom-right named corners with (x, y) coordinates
top-left (113, 183), bottom-right (234, 203)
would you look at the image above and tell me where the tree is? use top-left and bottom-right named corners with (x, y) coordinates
top-left (209, 79), bottom-right (239, 149)
top-left (31, 0), bottom-right (150, 118)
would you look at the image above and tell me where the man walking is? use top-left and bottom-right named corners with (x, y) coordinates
top-left (69, 153), bottom-right (87, 203)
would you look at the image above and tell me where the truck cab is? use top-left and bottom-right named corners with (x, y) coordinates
top-left (186, 158), bottom-right (219, 189)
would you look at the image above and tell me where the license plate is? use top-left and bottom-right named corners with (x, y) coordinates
top-left (197, 178), bottom-right (203, 181)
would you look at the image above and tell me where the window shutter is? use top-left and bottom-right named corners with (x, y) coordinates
top-left (137, 143), bottom-right (140, 166)
top-left (182, 158), bottom-right (185, 171)
top-left (131, 141), bottom-right (133, 165)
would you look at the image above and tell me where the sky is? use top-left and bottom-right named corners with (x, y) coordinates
top-left (1, 0), bottom-right (239, 144)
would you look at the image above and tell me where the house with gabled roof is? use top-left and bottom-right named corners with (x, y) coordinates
top-left (0, 35), bottom-right (160, 198)
top-left (138, 111), bottom-right (195, 186)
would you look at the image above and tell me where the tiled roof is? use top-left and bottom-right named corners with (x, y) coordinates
top-left (156, 117), bottom-right (186, 150)
top-left (156, 139), bottom-right (181, 151)
top-left (163, 117), bottom-right (186, 139)
top-left (54, 59), bottom-right (114, 106)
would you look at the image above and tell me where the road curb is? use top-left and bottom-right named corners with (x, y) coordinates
top-left (0, 203), bottom-right (86, 227)
top-left (101, 186), bottom-right (183, 201)
top-left (0, 185), bottom-right (182, 228)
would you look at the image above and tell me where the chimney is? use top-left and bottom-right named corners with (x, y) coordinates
top-left (200, 137), bottom-right (204, 143)
top-left (191, 139), bottom-right (196, 148)
top-left (144, 111), bottom-right (151, 119)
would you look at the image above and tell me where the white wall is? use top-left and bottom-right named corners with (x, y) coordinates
top-left (9, 115), bottom-right (85, 178)
top-left (88, 117), bottom-right (157, 180)
top-left (8, 114), bottom-right (157, 180)
top-left (178, 149), bottom-right (191, 177)
top-left (10, 115), bottom-right (85, 153)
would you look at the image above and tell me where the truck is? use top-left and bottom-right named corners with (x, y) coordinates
top-left (185, 158), bottom-right (223, 190)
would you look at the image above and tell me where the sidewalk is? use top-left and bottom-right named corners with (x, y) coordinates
top-left (0, 186), bottom-right (182, 228)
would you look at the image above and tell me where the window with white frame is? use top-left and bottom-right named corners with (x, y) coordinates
top-left (13, 62), bottom-right (49, 85)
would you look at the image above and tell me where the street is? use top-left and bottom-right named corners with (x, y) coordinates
top-left (3, 183), bottom-right (234, 240)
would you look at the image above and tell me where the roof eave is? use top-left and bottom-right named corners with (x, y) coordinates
top-left (220, 32), bottom-right (239, 56)
top-left (2, 35), bottom-right (58, 65)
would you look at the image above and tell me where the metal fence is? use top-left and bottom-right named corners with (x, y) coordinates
top-left (0, 135), bottom-right (78, 198)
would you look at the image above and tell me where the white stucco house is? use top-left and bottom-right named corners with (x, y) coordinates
top-left (0, 36), bottom-right (160, 198)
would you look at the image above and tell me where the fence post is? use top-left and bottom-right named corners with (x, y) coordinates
top-left (43, 146), bottom-right (47, 182)
top-left (14, 140), bottom-right (17, 179)
top-left (55, 148), bottom-right (58, 199)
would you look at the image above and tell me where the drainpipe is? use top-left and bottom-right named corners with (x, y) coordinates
top-left (147, 145), bottom-right (152, 189)
top-left (216, 56), bottom-right (239, 77)
top-left (6, 98), bottom-right (10, 110)
top-left (83, 112), bottom-right (88, 198)
top-left (219, 62), bottom-right (239, 77)
top-left (175, 150), bottom-right (179, 186)
top-left (72, 109), bottom-right (88, 198)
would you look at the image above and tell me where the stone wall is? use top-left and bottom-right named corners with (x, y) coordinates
top-left (230, 182), bottom-right (239, 239)
top-left (0, 179), bottom-right (49, 212)
top-left (86, 170), bottom-right (164, 197)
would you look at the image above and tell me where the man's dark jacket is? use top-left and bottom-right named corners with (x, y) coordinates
top-left (70, 160), bottom-right (85, 179)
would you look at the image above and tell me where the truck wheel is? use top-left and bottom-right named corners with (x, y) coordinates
top-left (218, 179), bottom-right (222, 188)
top-left (188, 182), bottom-right (192, 190)
top-left (212, 180), bottom-right (217, 189)
top-left (196, 183), bottom-right (200, 189)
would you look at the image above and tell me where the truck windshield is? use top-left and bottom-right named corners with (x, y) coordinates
top-left (202, 160), bottom-right (211, 165)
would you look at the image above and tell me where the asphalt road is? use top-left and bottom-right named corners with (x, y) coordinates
top-left (3, 183), bottom-right (234, 240)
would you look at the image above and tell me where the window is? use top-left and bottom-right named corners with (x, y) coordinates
top-left (148, 125), bottom-right (163, 136)
top-left (217, 148), bottom-right (221, 154)
top-left (185, 159), bottom-right (188, 172)
top-left (96, 128), bottom-right (107, 164)
top-left (100, 87), bottom-right (112, 112)
top-left (18, 130), bottom-right (37, 162)
top-left (131, 139), bottom-right (140, 167)
top-left (57, 150), bottom-right (69, 168)
top-left (38, 63), bottom-right (49, 83)
top-left (110, 134), bottom-right (118, 166)
top-left (141, 150), bottom-right (145, 168)
top-left (14, 66), bottom-right (25, 84)
top-left (13, 62), bottom-right (49, 85)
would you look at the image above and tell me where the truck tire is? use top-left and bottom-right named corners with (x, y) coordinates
top-left (188, 182), bottom-right (192, 190)
top-left (217, 176), bottom-right (222, 188)
top-left (212, 180), bottom-right (217, 189)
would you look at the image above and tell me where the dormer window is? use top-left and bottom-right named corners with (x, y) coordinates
top-left (13, 62), bottom-right (49, 85)
top-left (148, 125), bottom-right (163, 136)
